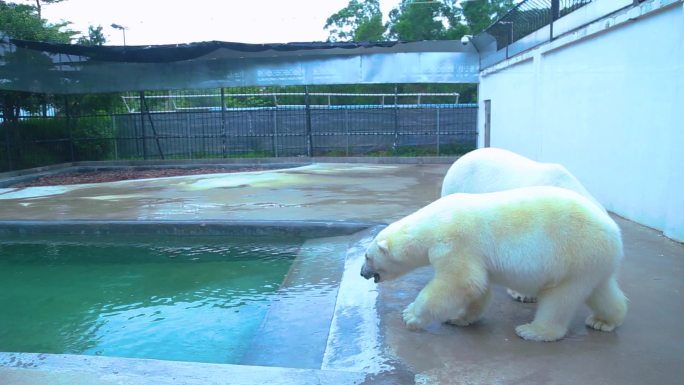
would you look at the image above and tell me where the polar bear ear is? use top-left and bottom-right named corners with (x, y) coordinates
top-left (377, 239), bottom-right (390, 255)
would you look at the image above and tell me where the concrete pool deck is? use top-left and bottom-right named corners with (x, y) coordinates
top-left (0, 162), bottom-right (682, 384)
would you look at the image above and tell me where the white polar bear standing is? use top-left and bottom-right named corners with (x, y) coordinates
top-left (361, 186), bottom-right (627, 342)
top-left (441, 147), bottom-right (604, 210)
top-left (441, 147), bottom-right (605, 302)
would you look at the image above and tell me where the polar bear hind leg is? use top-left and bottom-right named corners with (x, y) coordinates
top-left (585, 276), bottom-right (627, 332)
top-left (516, 280), bottom-right (595, 342)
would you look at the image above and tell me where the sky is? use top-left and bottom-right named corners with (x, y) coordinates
top-left (12, 0), bottom-right (403, 46)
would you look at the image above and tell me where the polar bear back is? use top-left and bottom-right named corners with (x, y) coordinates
top-left (390, 186), bottom-right (622, 291)
top-left (441, 148), bottom-right (603, 211)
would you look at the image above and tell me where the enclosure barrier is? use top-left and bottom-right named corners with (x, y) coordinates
top-left (0, 89), bottom-right (477, 172)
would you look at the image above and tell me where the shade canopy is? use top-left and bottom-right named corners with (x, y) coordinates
top-left (0, 36), bottom-right (480, 94)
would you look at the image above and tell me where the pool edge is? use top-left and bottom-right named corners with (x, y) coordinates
top-left (0, 352), bottom-right (368, 385)
top-left (0, 219), bottom-right (384, 239)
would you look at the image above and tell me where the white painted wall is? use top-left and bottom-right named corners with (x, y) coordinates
top-left (477, 1), bottom-right (684, 242)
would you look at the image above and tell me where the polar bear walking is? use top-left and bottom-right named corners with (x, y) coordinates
top-left (441, 147), bottom-right (605, 302)
top-left (361, 186), bottom-right (627, 341)
top-left (441, 147), bottom-right (604, 210)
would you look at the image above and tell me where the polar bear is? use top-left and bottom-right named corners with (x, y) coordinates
top-left (441, 147), bottom-right (604, 210)
top-left (360, 186), bottom-right (627, 342)
top-left (441, 147), bottom-right (605, 302)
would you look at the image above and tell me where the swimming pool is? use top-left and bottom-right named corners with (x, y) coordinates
top-left (0, 234), bottom-right (307, 364)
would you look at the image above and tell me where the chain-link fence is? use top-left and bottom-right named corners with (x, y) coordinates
top-left (0, 86), bottom-right (477, 171)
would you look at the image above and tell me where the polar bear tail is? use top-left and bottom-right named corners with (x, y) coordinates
top-left (585, 275), bottom-right (628, 332)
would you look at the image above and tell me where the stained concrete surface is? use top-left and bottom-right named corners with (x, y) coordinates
top-left (1, 162), bottom-right (683, 384)
top-left (0, 163), bottom-right (446, 223)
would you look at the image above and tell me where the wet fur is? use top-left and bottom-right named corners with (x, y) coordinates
top-left (441, 148), bottom-right (606, 303)
top-left (362, 186), bottom-right (627, 342)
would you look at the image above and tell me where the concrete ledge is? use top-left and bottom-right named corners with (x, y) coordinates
top-left (241, 235), bottom-right (351, 369)
top-left (0, 220), bottom-right (383, 238)
top-left (0, 353), bottom-right (367, 385)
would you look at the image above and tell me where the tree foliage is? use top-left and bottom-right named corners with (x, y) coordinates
top-left (1, 1), bottom-right (114, 128)
top-left (322, 0), bottom-right (518, 102)
top-left (0, 1), bottom-right (75, 42)
top-left (324, 0), bottom-right (384, 42)
top-left (0, 1), bottom-right (78, 123)
top-left (77, 25), bottom-right (106, 46)
top-left (325, 0), bottom-right (517, 42)
top-left (462, 0), bottom-right (516, 34)
top-left (387, 0), bottom-right (468, 41)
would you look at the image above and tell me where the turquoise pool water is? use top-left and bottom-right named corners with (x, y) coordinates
top-left (0, 235), bottom-right (299, 364)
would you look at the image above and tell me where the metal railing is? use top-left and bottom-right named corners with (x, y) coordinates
top-left (483, 0), bottom-right (592, 51)
top-left (120, 92), bottom-right (461, 113)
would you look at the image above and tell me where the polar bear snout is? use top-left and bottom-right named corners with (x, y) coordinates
top-left (360, 262), bottom-right (381, 283)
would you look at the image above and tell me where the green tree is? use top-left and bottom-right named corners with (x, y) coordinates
top-left (0, 1), bottom-right (74, 43)
top-left (77, 25), bottom-right (106, 46)
top-left (324, 0), bottom-right (385, 42)
top-left (387, 0), bottom-right (468, 41)
top-left (0, 1), bottom-right (77, 122)
top-left (462, 0), bottom-right (516, 34)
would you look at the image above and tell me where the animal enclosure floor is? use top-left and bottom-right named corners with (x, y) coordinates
top-left (0, 162), bottom-right (682, 384)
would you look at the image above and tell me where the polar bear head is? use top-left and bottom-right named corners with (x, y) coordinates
top-left (360, 233), bottom-right (422, 283)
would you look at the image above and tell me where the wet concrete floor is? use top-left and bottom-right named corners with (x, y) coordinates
top-left (0, 163), bottom-right (446, 223)
top-left (0, 162), bottom-right (682, 384)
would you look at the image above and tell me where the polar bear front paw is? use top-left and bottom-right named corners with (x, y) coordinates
top-left (402, 303), bottom-right (428, 330)
top-left (585, 315), bottom-right (618, 332)
top-left (515, 323), bottom-right (566, 342)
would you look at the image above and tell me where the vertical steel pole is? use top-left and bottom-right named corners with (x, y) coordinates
top-left (4, 119), bottom-right (13, 171)
top-left (393, 84), bottom-right (399, 155)
top-left (272, 108), bottom-right (279, 157)
top-left (65, 96), bottom-right (75, 162)
top-left (436, 108), bottom-right (441, 156)
top-left (186, 113), bottom-right (192, 159)
top-left (139, 91), bottom-right (148, 160)
top-left (345, 109), bottom-right (350, 157)
top-left (112, 115), bottom-right (118, 160)
top-left (305, 86), bottom-right (313, 157)
top-left (504, 22), bottom-right (513, 59)
top-left (221, 87), bottom-right (227, 158)
top-left (550, 0), bottom-right (560, 40)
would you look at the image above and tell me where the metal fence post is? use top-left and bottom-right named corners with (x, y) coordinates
top-left (550, 0), bottom-right (560, 40)
top-left (112, 115), bottom-right (119, 160)
top-left (64, 96), bottom-right (75, 162)
top-left (504, 21), bottom-right (513, 59)
top-left (139, 91), bottom-right (148, 160)
top-left (305, 85), bottom-right (313, 157)
top-left (272, 108), bottom-right (279, 157)
top-left (3, 119), bottom-right (13, 171)
top-left (186, 114), bottom-right (192, 159)
top-left (345, 109), bottom-right (350, 156)
top-left (436, 108), bottom-right (441, 156)
top-left (221, 87), bottom-right (227, 158)
top-left (393, 84), bottom-right (399, 155)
